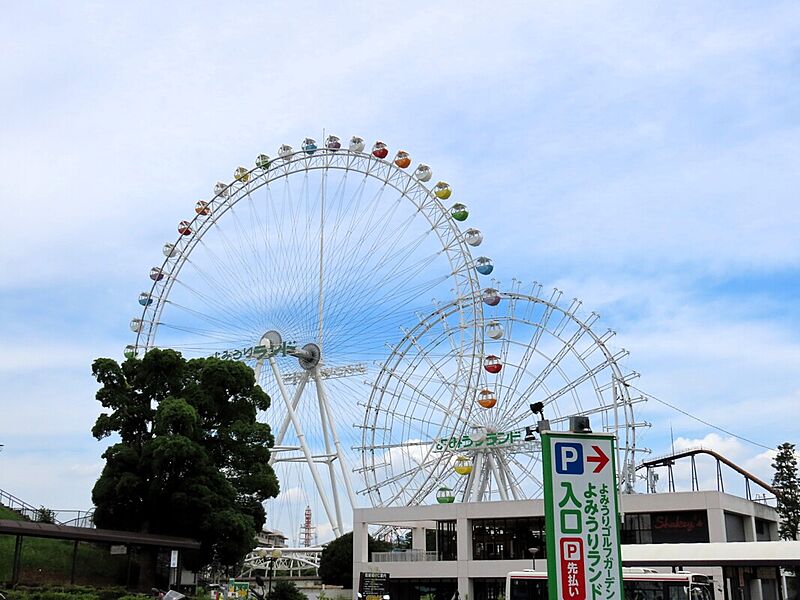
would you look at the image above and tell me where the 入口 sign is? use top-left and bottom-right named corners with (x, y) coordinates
top-left (542, 432), bottom-right (623, 600)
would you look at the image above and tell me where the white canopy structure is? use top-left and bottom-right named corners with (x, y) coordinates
top-left (623, 541), bottom-right (800, 566)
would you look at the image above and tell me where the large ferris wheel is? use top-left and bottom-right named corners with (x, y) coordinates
top-left (127, 133), bottom-right (645, 542)
top-left (127, 136), bottom-right (486, 539)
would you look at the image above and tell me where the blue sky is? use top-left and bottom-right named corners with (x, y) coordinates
top-left (1, 2), bottom-right (799, 529)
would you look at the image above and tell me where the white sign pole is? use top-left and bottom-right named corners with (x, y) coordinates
top-left (542, 432), bottom-right (624, 600)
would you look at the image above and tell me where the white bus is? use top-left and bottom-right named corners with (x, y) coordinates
top-left (506, 568), bottom-right (714, 600)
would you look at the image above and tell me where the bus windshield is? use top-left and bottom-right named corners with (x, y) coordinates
top-left (509, 578), bottom-right (547, 600)
top-left (510, 577), bottom-right (713, 600)
top-left (623, 581), bottom-right (713, 600)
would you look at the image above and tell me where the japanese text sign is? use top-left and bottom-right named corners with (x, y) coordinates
top-left (542, 432), bottom-right (623, 600)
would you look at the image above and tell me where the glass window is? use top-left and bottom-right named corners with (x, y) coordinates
top-left (510, 579), bottom-right (547, 600)
top-left (666, 584), bottom-right (689, 600)
top-left (474, 578), bottom-right (506, 600)
top-left (437, 520), bottom-right (457, 561)
top-left (624, 581), bottom-right (665, 600)
top-left (622, 511), bottom-right (709, 544)
top-left (472, 517), bottom-right (546, 560)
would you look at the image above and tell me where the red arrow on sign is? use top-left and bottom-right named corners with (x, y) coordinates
top-left (586, 445), bottom-right (610, 473)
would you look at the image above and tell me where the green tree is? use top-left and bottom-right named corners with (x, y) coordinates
top-left (772, 442), bottom-right (800, 541)
top-left (35, 506), bottom-right (56, 523)
top-left (270, 580), bottom-right (308, 600)
top-left (91, 349), bottom-right (279, 568)
top-left (318, 532), bottom-right (392, 588)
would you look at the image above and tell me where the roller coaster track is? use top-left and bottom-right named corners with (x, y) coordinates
top-left (636, 446), bottom-right (777, 501)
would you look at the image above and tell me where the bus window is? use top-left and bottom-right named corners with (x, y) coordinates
top-left (509, 579), bottom-right (547, 600)
top-left (666, 584), bottom-right (690, 600)
top-left (624, 581), bottom-right (666, 600)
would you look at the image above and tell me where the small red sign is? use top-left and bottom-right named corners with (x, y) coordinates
top-left (560, 537), bottom-right (585, 600)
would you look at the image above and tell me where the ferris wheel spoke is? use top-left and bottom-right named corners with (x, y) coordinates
top-left (320, 207), bottom-right (431, 326)
top-left (505, 305), bottom-right (555, 397)
top-left (367, 398), bottom-right (456, 439)
top-left (177, 251), bottom-right (255, 322)
top-left (506, 453), bottom-right (544, 493)
top-left (354, 439), bottom-right (435, 454)
top-left (378, 351), bottom-right (470, 419)
top-left (168, 275), bottom-right (260, 333)
top-left (227, 192), bottom-right (270, 297)
top-left (157, 323), bottom-right (252, 344)
top-left (504, 354), bottom-right (615, 427)
top-left (207, 216), bottom-right (268, 310)
top-left (162, 300), bottom-right (261, 337)
top-left (506, 319), bottom-right (595, 419)
top-left (359, 450), bottom-right (440, 495)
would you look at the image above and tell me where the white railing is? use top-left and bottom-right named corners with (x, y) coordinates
top-left (371, 550), bottom-right (438, 562)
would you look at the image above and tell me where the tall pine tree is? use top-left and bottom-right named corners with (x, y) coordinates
top-left (771, 442), bottom-right (800, 541)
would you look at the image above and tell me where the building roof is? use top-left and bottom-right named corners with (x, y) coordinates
top-left (0, 519), bottom-right (201, 549)
top-left (623, 541), bottom-right (800, 566)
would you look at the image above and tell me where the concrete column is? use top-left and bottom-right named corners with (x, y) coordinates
top-left (744, 515), bottom-right (757, 542)
top-left (457, 517), bottom-right (470, 600)
top-left (352, 516), bottom-right (370, 593)
top-left (748, 577), bottom-right (763, 600)
top-left (412, 527), bottom-right (426, 551)
top-left (707, 508), bottom-right (727, 542)
top-left (457, 517), bottom-right (470, 561)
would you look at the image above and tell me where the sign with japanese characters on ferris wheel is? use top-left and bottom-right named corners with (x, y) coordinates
top-left (542, 432), bottom-right (623, 600)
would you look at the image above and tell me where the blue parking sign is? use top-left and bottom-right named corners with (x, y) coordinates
top-left (554, 442), bottom-right (584, 474)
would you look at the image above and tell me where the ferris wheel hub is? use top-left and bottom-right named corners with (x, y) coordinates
top-left (259, 330), bottom-right (322, 370)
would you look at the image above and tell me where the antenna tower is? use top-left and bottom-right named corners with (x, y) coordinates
top-left (299, 505), bottom-right (316, 547)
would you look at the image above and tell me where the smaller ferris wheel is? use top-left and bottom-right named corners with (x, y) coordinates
top-left (358, 280), bottom-right (647, 507)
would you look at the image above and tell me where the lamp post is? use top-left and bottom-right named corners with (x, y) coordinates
top-left (527, 546), bottom-right (540, 570)
top-left (268, 549), bottom-right (282, 599)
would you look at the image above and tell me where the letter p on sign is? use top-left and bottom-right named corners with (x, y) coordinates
top-left (555, 442), bottom-right (584, 474)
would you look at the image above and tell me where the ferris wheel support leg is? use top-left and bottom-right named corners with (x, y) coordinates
top-left (255, 358), bottom-right (307, 454)
top-left (460, 465), bottom-right (475, 503)
top-left (271, 375), bottom-right (310, 454)
top-left (612, 376), bottom-right (622, 488)
top-left (314, 369), bottom-right (358, 506)
top-left (493, 455), bottom-right (514, 501)
top-left (268, 375), bottom-right (309, 466)
top-left (313, 371), bottom-right (344, 535)
top-left (487, 454), bottom-right (509, 501)
top-left (469, 453), bottom-right (484, 501)
top-left (268, 357), bottom-right (342, 537)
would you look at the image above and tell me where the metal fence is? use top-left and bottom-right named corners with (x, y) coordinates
top-left (1, 488), bottom-right (94, 527)
top-left (371, 550), bottom-right (438, 562)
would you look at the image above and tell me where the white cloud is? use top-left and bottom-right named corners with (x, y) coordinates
top-left (1, 1), bottom-right (799, 515)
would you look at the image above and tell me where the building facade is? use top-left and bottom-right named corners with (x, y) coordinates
top-left (353, 491), bottom-right (783, 600)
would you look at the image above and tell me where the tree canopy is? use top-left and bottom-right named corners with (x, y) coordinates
top-left (270, 581), bottom-right (308, 600)
top-left (772, 442), bottom-right (800, 542)
top-left (91, 348), bottom-right (279, 567)
top-left (318, 532), bottom-right (392, 588)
